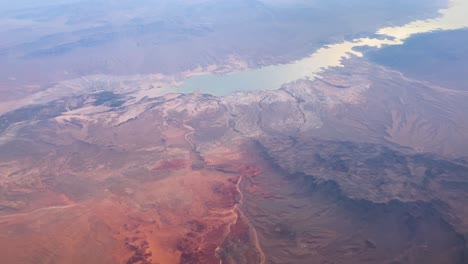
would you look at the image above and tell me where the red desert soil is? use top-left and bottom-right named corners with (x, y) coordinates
top-left (152, 159), bottom-right (187, 171)
top-left (2, 60), bottom-right (467, 263)
top-left (0, 121), bottom-right (263, 263)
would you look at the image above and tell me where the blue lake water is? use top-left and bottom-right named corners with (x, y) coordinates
top-left (170, 0), bottom-right (468, 96)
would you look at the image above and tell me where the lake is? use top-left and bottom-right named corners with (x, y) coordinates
top-left (172, 0), bottom-right (468, 96)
